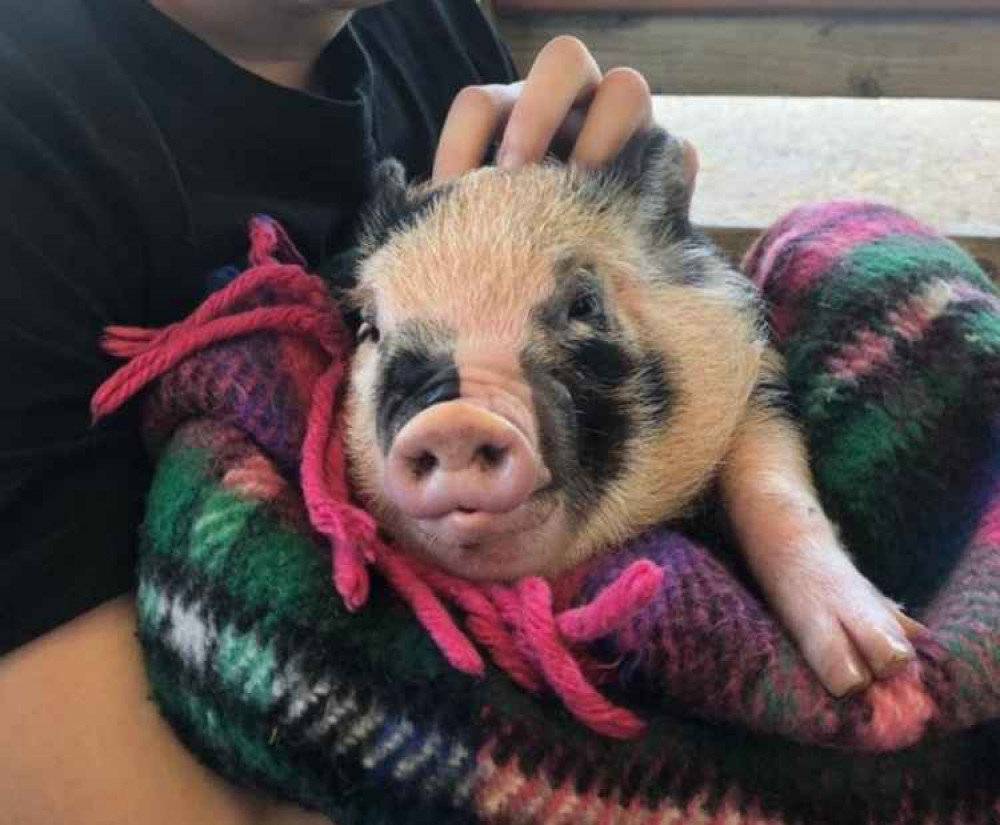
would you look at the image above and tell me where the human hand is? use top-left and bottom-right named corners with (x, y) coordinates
top-left (432, 35), bottom-right (698, 194)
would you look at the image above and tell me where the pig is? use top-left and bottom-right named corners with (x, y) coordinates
top-left (342, 128), bottom-right (919, 699)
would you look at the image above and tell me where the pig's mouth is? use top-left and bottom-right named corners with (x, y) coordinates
top-left (404, 485), bottom-right (567, 581)
top-left (431, 483), bottom-right (559, 546)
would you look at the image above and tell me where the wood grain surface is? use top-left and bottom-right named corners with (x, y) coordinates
top-left (496, 1), bottom-right (1000, 13)
top-left (495, 12), bottom-right (1000, 99)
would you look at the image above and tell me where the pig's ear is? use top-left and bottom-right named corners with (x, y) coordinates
top-left (371, 158), bottom-right (409, 207)
top-left (359, 158), bottom-right (414, 250)
top-left (598, 128), bottom-right (692, 240)
top-left (317, 246), bottom-right (363, 329)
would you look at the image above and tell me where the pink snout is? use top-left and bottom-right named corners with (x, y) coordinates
top-left (385, 400), bottom-right (545, 521)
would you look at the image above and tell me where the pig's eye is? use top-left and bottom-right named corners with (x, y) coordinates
top-left (567, 289), bottom-right (605, 326)
top-left (357, 321), bottom-right (380, 344)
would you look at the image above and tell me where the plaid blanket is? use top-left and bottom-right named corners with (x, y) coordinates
top-left (92, 203), bottom-right (1000, 824)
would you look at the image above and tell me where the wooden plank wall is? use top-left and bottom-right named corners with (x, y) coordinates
top-left (497, 1), bottom-right (1000, 12)
top-left (493, 9), bottom-right (1000, 99)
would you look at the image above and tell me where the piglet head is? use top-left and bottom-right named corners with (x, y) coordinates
top-left (343, 131), bottom-right (764, 582)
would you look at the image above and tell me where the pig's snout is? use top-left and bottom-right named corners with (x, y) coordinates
top-left (385, 401), bottom-right (544, 520)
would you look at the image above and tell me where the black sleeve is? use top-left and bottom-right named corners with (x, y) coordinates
top-left (0, 8), bottom-right (159, 653)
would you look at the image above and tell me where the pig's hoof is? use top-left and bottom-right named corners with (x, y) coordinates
top-left (769, 560), bottom-right (918, 698)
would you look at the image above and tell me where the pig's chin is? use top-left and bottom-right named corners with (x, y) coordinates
top-left (399, 493), bottom-right (570, 582)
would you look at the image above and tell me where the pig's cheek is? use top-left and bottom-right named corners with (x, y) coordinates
top-left (535, 509), bottom-right (584, 577)
top-left (526, 512), bottom-right (575, 579)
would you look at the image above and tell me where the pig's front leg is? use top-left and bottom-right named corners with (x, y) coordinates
top-left (720, 369), bottom-right (920, 697)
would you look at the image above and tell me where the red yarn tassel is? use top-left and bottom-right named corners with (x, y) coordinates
top-left (374, 549), bottom-right (486, 677)
top-left (517, 578), bottom-right (646, 739)
top-left (558, 560), bottom-right (663, 643)
top-left (249, 215), bottom-right (307, 268)
top-left (100, 325), bottom-right (165, 359)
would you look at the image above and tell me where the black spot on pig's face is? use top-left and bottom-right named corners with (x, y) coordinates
top-left (562, 336), bottom-right (633, 486)
top-left (371, 321), bottom-right (458, 454)
top-left (525, 267), bottom-right (677, 521)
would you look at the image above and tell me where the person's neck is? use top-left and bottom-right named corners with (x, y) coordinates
top-left (148, 0), bottom-right (353, 92)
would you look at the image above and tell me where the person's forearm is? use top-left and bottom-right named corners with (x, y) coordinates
top-left (0, 594), bottom-right (331, 825)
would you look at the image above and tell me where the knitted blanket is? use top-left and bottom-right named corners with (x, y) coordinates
top-left (92, 204), bottom-right (1000, 824)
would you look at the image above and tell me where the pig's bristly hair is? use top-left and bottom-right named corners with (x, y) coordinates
top-left (90, 215), bottom-right (663, 741)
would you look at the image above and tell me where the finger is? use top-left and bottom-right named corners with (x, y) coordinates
top-left (569, 67), bottom-right (653, 170)
top-left (497, 35), bottom-right (602, 170)
top-left (681, 138), bottom-right (699, 204)
top-left (433, 83), bottom-right (521, 183)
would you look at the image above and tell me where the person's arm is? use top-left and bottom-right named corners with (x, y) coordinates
top-left (0, 596), bottom-right (335, 825)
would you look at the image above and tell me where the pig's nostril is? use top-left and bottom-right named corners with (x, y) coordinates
top-left (409, 451), bottom-right (438, 479)
top-left (476, 444), bottom-right (507, 469)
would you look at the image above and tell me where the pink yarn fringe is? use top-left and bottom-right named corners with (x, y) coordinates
top-left (859, 662), bottom-right (936, 750)
top-left (91, 216), bottom-right (661, 739)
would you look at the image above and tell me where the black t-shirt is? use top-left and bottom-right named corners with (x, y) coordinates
top-left (0, 0), bottom-right (517, 653)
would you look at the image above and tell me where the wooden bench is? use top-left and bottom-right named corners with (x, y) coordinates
top-left (488, 1), bottom-right (1000, 268)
